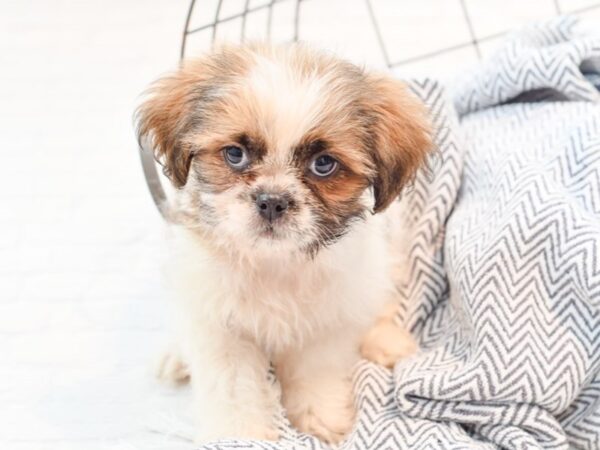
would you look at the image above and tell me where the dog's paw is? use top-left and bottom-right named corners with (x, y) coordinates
top-left (291, 403), bottom-right (354, 445)
top-left (285, 378), bottom-right (355, 445)
top-left (194, 418), bottom-right (279, 443)
top-left (360, 320), bottom-right (417, 368)
top-left (239, 423), bottom-right (280, 442)
top-left (155, 349), bottom-right (190, 384)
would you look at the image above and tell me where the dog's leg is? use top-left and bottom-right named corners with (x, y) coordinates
top-left (276, 333), bottom-right (358, 445)
top-left (360, 303), bottom-right (417, 368)
top-left (187, 324), bottom-right (279, 443)
top-left (155, 343), bottom-right (190, 384)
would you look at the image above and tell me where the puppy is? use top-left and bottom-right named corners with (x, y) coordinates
top-left (137, 43), bottom-right (431, 444)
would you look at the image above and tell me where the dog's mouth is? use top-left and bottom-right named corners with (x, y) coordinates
top-left (257, 224), bottom-right (283, 240)
top-left (254, 219), bottom-right (299, 241)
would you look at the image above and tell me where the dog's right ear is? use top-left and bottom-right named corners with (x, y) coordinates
top-left (364, 76), bottom-right (432, 213)
top-left (135, 61), bottom-right (209, 188)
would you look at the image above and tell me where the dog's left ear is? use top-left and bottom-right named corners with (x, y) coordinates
top-left (135, 59), bottom-right (212, 188)
top-left (365, 76), bottom-right (432, 213)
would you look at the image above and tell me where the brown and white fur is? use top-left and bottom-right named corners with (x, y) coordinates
top-left (137, 43), bottom-right (431, 444)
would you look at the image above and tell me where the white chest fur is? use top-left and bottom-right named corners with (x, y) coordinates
top-left (167, 214), bottom-right (395, 356)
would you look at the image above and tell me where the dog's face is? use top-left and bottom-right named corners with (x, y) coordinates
top-left (137, 44), bottom-right (431, 256)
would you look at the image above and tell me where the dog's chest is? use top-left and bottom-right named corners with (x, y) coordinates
top-left (226, 265), bottom-right (346, 352)
top-left (224, 253), bottom-right (390, 354)
top-left (173, 218), bottom-right (395, 354)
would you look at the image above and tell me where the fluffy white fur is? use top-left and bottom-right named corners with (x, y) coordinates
top-left (157, 203), bottom-right (416, 444)
top-left (139, 44), bottom-right (428, 445)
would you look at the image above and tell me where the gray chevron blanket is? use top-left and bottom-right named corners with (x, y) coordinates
top-left (201, 17), bottom-right (600, 450)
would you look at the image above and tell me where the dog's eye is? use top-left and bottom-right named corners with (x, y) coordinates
top-left (309, 154), bottom-right (338, 177)
top-left (223, 145), bottom-right (248, 169)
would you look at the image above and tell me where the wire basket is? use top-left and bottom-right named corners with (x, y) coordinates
top-left (179, 0), bottom-right (392, 62)
top-left (179, 0), bottom-right (600, 68)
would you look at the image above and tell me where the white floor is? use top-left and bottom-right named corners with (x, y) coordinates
top-left (1, 2), bottom-right (192, 449)
top-left (1, 1), bottom-right (599, 449)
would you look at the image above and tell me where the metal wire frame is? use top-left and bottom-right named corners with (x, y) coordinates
top-left (141, 0), bottom-right (600, 221)
top-left (180, 0), bottom-right (303, 58)
top-left (180, 0), bottom-right (600, 66)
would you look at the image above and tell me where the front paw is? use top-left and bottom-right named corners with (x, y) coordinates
top-left (284, 378), bottom-right (355, 445)
top-left (360, 320), bottom-right (417, 368)
top-left (155, 348), bottom-right (190, 384)
top-left (193, 415), bottom-right (279, 444)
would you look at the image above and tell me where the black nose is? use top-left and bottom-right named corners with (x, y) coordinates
top-left (255, 193), bottom-right (289, 222)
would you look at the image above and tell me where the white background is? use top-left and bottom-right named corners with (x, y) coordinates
top-left (2, 1), bottom-right (599, 449)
